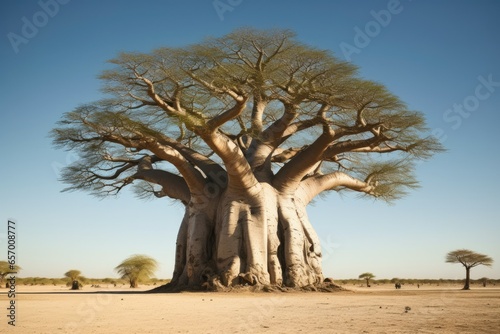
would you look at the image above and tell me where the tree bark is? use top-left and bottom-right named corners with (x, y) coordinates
top-left (161, 180), bottom-right (328, 291)
top-left (463, 267), bottom-right (471, 290)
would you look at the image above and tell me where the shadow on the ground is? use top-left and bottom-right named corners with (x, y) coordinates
top-left (0, 290), bottom-right (150, 295)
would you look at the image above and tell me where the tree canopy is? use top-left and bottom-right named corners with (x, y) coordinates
top-left (358, 272), bottom-right (375, 279)
top-left (64, 269), bottom-right (82, 281)
top-left (446, 249), bottom-right (493, 290)
top-left (52, 28), bottom-right (442, 204)
top-left (0, 261), bottom-right (21, 285)
top-left (64, 269), bottom-right (86, 289)
top-left (115, 254), bottom-right (158, 288)
top-left (358, 272), bottom-right (375, 287)
top-left (446, 249), bottom-right (494, 269)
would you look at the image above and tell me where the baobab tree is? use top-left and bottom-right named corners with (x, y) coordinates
top-left (115, 254), bottom-right (158, 288)
top-left (358, 272), bottom-right (375, 287)
top-left (64, 269), bottom-right (84, 290)
top-left (446, 249), bottom-right (493, 290)
top-left (51, 28), bottom-right (442, 291)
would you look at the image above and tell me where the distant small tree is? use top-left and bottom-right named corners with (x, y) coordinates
top-left (64, 269), bottom-right (84, 290)
top-left (115, 254), bottom-right (158, 288)
top-left (0, 261), bottom-right (21, 288)
top-left (446, 249), bottom-right (494, 290)
top-left (478, 277), bottom-right (489, 287)
top-left (359, 272), bottom-right (375, 287)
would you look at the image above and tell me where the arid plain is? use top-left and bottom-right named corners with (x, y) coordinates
top-left (1, 284), bottom-right (499, 333)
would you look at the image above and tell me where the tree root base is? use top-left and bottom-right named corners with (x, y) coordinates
top-left (147, 278), bottom-right (348, 293)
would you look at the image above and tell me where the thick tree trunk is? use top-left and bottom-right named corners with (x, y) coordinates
top-left (159, 181), bottom-right (331, 291)
top-left (169, 192), bottom-right (219, 290)
top-left (278, 195), bottom-right (323, 287)
top-left (71, 280), bottom-right (80, 290)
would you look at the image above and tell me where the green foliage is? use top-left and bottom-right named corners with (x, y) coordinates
top-left (115, 254), bottom-right (158, 288)
top-left (10, 276), bottom-right (499, 287)
top-left (0, 261), bottom-right (21, 283)
top-left (358, 272), bottom-right (375, 286)
top-left (51, 28), bottom-right (443, 202)
top-left (64, 269), bottom-right (82, 281)
top-left (358, 272), bottom-right (375, 280)
top-left (17, 277), bottom-right (53, 286)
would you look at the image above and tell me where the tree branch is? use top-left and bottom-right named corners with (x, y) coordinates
top-left (201, 131), bottom-right (260, 193)
top-left (298, 172), bottom-right (375, 205)
top-left (142, 140), bottom-right (207, 194)
top-left (273, 126), bottom-right (335, 193)
top-left (133, 156), bottom-right (190, 204)
top-left (206, 97), bottom-right (248, 131)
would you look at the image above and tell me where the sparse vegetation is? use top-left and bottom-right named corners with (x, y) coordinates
top-left (9, 276), bottom-right (498, 288)
top-left (115, 254), bottom-right (159, 288)
top-left (0, 261), bottom-right (21, 287)
top-left (64, 270), bottom-right (86, 290)
top-left (446, 249), bottom-right (494, 290)
top-left (359, 272), bottom-right (375, 287)
top-left (14, 277), bottom-right (170, 287)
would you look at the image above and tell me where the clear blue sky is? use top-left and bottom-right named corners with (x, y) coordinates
top-left (1, 0), bottom-right (499, 281)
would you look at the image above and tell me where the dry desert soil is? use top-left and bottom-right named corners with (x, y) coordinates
top-left (1, 284), bottom-right (499, 333)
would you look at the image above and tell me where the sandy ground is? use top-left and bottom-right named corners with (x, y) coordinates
top-left (1, 284), bottom-right (499, 333)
